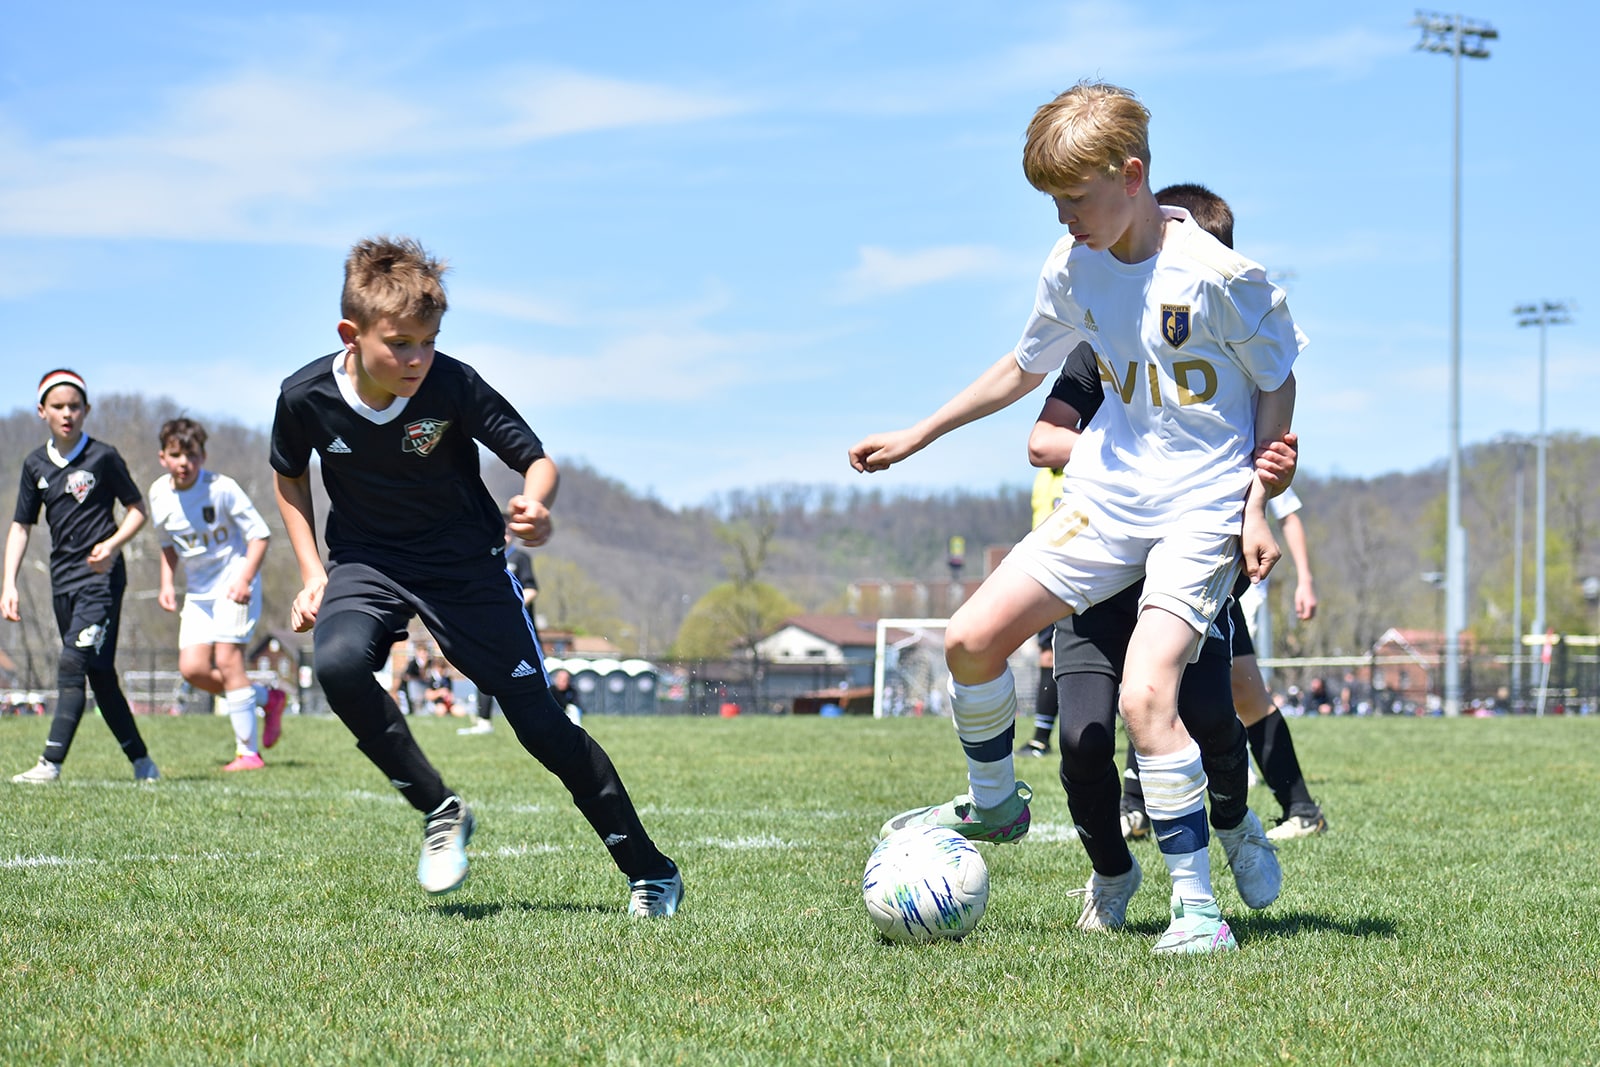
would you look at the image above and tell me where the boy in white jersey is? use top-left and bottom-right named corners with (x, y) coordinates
top-left (850, 81), bottom-right (1303, 954)
top-left (150, 418), bottom-right (285, 771)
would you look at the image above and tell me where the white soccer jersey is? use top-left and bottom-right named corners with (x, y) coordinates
top-left (1013, 208), bottom-right (1307, 530)
top-left (148, 470), bottom-right (271, 599)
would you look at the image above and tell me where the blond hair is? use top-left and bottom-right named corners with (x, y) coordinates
top-left (1022, 81), bottom-right (1151, 194)
top-left (341, 236), bottom-right (449, 328)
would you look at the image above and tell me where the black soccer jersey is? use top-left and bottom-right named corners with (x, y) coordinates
top-left (12, 437), bottom-right (143, 592)
top-left (269, 351), bottom-right (546, 575)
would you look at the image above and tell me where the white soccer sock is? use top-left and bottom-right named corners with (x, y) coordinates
top-left (226, 687), bottom-right (259, 755)
top-left (948, 674), bottom-right (1018, 811)
top-left (1137, 741), bottom-right (1215, 907)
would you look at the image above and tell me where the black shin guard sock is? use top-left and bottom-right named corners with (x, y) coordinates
top-left (1063, 763), bottom-right (1133, 877)
top-left (1032, 666), bottom-right (1058, 745)
top-left (355, 721), bottom-right (449, 814)
top-left (1199, 721), bottom-right (1250, 830)
top-left (43, 683), bottom-right (89, 764)
top-left (87, 669), bottom-right (147, 762)
top-left (574, 783), bottom-right (671, 881)
top-left (1121, 739), bottom-right (1145, 809)
top-left (1248, 710), bottom-right (1316, 815)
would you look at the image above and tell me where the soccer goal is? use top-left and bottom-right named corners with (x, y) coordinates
top-left (872, 618), bottom-right (1045, 720)
top-left (872, 618), bottom-right (950, 718)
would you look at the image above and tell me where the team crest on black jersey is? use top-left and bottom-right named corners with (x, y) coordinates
top-left (1162, 304), bottom-right (1191, 349)
top-left (402, 418), bottom-right (450, 456)
top-left (65, 470), bottom-right (96, 503)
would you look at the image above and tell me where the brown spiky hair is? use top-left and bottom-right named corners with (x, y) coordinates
top-left (1022, 80), bottom-right (1151, 195)
top-left (340, 235), bottom-right (449, 329)
top-left (158, 416), bottom-right (208, 454)
top-left (1155, 183), bottom-right (1235, 249)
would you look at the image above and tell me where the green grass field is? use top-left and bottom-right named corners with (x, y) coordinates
top-left (3, 711), bottom-right (1597, 1066)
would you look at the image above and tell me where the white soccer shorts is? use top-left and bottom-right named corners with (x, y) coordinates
top-left (1006, 487), bottom-right (1240, 638)
top-left (179, 588), bottom-right (262, 649)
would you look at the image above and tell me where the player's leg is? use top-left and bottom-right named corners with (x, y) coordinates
top-left (1123, 608), bottom-right (1233, 953)
top-left (213, 640), bottom-right (264, 770)
top-left (420, 564), bottom-right (679, 915)
top-left (77, 568), bottom-right (156, 780)
top-left (315, 567), bottom-right (453, 813)
top-left (1055, 668), bottom-right (1144, 930)
top-left (882, 563), bottom-right (1067, 842)
top-left (1229, 599), bottom-right (1327, 837)
top-left (13, 589), bottom-right (88, 782)
top-left (1017, 627), bottom-right (1056, 757)
top-left (1178, 648), bottom-right (1280, 910)
top-left (1119, 734), bottom-right (1149, 839)
top-left (315, 570), bottom-right (470, 895)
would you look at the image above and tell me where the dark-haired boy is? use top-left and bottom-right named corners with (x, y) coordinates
top-left (271, 236), bottom-right (680, 914)
top-left (150, 416), bottom-right (286, 770)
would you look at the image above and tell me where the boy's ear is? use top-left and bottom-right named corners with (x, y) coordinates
top-left (337, 319), bottom-right (360, 349)
top-left (1121, 157), bottom-right (1146, 196)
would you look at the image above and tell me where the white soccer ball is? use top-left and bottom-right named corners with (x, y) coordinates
top-left (862, 825), bottom-right (989, 942)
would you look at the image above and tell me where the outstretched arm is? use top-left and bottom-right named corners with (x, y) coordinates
top-left (849, 354), bottom-right (1045, 473)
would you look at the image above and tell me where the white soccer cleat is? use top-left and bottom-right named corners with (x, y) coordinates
top-left (417, 795), bottom-right (475, 894)
top-left (12, 758), bottom-right (61, 784)
top-left (1071, 856), bottom-right (1142, 931)
top-left (627, 865), bottom-right (683, 917)
top-left (1216, 809), bottom-right (1281, 909)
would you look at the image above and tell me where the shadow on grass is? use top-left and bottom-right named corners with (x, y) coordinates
top-left (429, 899), bottom-right (618, 920)
top-left (1123, 910), bottom-right (1398, 942)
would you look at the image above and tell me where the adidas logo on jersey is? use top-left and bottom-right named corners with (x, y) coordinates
top-left (327, 436), bottom-right (352, 454)
top-left (36, 477), bottom-right (48, 489)
top-left (1083, 308), bottom-right (1099, 332)
top-left (511, 660), bottom-right (537, 678)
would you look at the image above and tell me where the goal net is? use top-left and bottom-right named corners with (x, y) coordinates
top-left (872, 618), bottom-right (1040, 721)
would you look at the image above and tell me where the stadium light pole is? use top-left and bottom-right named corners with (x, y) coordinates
top-left (1513, 302), bottom-right (1570, 653)
top-left (1412, 10), bottom-right (1497, 716)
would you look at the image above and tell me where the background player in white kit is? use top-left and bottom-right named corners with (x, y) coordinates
top-left (151, 417), bottom-right (286, 771)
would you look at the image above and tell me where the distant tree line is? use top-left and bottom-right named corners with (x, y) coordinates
top-left (2, 394), bottom-right (1596, 688)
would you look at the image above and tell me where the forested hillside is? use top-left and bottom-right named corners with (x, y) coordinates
top-left (2, 394), bottom-right (1596, 681)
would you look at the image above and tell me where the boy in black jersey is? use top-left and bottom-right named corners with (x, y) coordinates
top-left (270, 236), bottom-right (680, 914)
top-left (4, 369), bottom-right (160, 784)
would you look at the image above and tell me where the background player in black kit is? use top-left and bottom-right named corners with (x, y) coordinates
top-left (4, 369), bottom-right (160, 784)
top-left (270, 236), bottom-right (681, 915)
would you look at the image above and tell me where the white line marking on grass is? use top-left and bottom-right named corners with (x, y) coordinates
top-left (1, 855), bottom-right (96, 869)
top-left (700, 834), bottom-right (794, 850)
top-left (493, 843), bottom-right (563, 857)
top-left (1028, 823), bottom-right (1080, 842)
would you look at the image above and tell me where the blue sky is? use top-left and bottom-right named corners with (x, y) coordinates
top-left (3, 1), bottom-right (1594, 508)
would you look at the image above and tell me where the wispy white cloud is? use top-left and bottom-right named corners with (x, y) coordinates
top-left (838, 244), bottom-right (1008, 301)
top-left (0, 61), bottom-right (747, 244)
top-left (454, 287), bottom-right (578, 327)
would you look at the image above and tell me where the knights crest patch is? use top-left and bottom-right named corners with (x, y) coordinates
top-left (202, 506), bottom-right (216, 524)
top-left (1162, 304), bottom-right (1192, 349)
top-left (402, 419), bottom-right (450, 456)
top-left (65, 470), bottom-right (96, 503)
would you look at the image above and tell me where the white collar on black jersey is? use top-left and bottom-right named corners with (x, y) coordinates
top-left (332, 352), bottom-right (412, 425)
top-left (45, 434), bottom-right (89, 468)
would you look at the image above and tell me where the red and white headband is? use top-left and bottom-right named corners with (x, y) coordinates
top-left (37, 371), bottom-right (87, 406)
